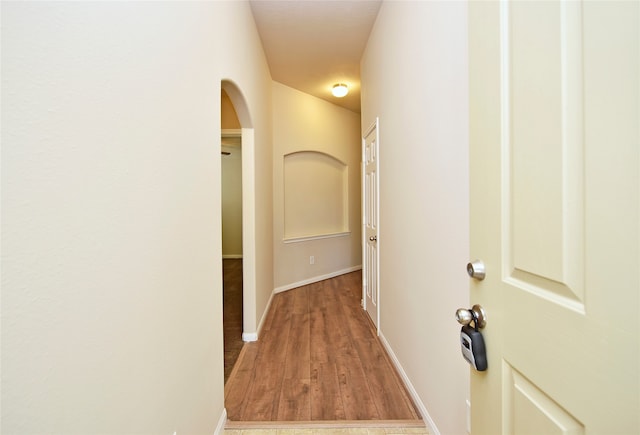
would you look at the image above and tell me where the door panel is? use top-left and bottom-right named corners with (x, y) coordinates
top-left (469, 1), bottom-right (638, 433)
top-left (363, 118), bottom-right (379, 330)
top-left (509, 0), bottom-right (585, 304)
top-left (505, 364), bottom-right (583, 435)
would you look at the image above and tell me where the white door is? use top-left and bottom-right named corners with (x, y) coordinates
top-left (469, 1), bottom-right (638, 434)
top-left (363, 118), bottom-right (380, 330)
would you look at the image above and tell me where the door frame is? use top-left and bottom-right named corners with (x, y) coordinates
top-left (362, 117), bottom-right (380, 333)
top-left (221, 80), bottom-right (258, 342)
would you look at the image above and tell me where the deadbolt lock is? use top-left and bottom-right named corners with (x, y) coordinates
top-left (467, 260), bottom-right (486, 280)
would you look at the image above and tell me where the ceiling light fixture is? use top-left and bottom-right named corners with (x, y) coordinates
top-left (332, 83), bottom-right (349, 98)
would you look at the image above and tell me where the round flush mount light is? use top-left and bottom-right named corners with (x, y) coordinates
top-left (332, 83), bottom-right (349, 98)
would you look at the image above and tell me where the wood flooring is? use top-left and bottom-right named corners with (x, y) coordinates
top-left (224, 259), bottom-right (244, 383)
top-left (224, 272), bottom-right (421, 423)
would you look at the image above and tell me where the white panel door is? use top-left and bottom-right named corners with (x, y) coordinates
top-left (363, 118), bottom-right (379, 330)
top-left (469, 1), bottom-right (638, 434)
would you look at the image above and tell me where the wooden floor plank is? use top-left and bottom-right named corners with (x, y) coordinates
top-left (310, 362), bottom-right (346, 420)
top-left (309, 283), bottom-right (331, 364)
top-left (283, 313), bottom-right (310, 379)
top-left (353, 338), bottom-right (420, 420)
top-left (240, 353), bottom-right (286, 420)
top-left (330, 273), bottom-right (382, 420)
top-left (276, 379), bottom-right (311, 421)
top-left (224, 342), bottom-right (259, 421)
top-left (335, 276), bottom-right (374, 341)
top-left (292, 284), bottom-right (310, 314)
top-left (223, 259), bottom-right (244, 383)
top-left (335, 353), bottom-right (380, 420)
top-left (259, 286), bottom-right (286, 334)
top-left (310, 281), bottom-right (352, 363)
top-left (259, 291), bottom-right (294, 363)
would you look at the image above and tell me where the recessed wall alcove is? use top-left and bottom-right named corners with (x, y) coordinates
top-left (283, 151), bottom-right (349, 241)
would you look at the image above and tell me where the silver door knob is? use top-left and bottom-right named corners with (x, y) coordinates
top-left (466, 260), bottom-right (485, 280)
top-left (455, 304), bottom-right (486, 329)
top-left (369, 236), bottom-right (377, 242)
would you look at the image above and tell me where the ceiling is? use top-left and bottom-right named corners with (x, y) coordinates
top-left (249, 0), bottom-right (383, 113)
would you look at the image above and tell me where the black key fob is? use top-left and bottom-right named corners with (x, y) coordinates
top-left (460, 324), bottom-right (487, 371)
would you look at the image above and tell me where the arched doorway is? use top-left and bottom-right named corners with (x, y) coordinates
top-left (220, 80), bottom-right (257, 381)
top-left (221, 92), bottom-right (243, 381)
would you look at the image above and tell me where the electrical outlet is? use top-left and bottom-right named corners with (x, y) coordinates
top-left (310, 255), bottom-right (315, 265)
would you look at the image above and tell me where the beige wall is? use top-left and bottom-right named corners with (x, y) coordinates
top-left (1, 2), bottom-right (272, 433)
top-left (221, 91), bottom-right (243, 258)
top-left (273, 82), bottom-right (361, 290)
top-left (222, 144), bottom-right (243, 258)
top-left (361, 2), bottom-right (470, 434)
top-left (221, 90), bottom-right (241, 130)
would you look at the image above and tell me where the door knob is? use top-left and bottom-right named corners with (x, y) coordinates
top-left (466, 260), bottom-right (485, 280)
top-left (369, 236), bottom-right (377, 242)
top-left (455, 304), bottom-right (486, 329)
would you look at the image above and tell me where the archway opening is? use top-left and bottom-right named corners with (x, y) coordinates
top-left (221, 90), bottom-right (243, 382)
top-left (220, 80), bottom-right (256, 385)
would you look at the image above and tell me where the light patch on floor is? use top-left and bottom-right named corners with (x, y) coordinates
top-left (223, 428), bottom-right (429, 434)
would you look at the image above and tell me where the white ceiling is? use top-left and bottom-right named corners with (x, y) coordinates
top-left (249, 0), bottom-right (383, 113)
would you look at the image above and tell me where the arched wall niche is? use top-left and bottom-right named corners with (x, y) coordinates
top-left (283, 150), bottom-right (349, 241)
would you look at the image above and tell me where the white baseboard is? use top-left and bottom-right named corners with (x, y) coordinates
top-left (222, 254), bottom-right (243, 259)
top-left (241, 284), bottom-right (276, 343)
top-left (273, 265), bottom-right (362, 294)
top-left (378, 332), bottom-right (440, 435)
top-left (241, 332), bottom-right (257, 342)
top-left (254, 287), bottom-right (276, 338)
top-left (213, 407), bottom-right (227, 435)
